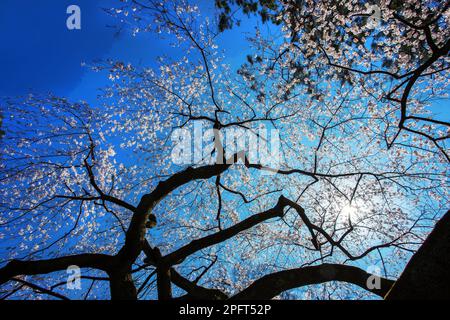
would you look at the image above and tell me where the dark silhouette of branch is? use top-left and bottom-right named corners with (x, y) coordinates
top-left (386, 210), bottom-right (450, 300)
top-left (171, 269), bottom-right (228, 300)
top-left (0, 254), bottom-right (113, 286)
top-left (118, 153), bottom-right (242, 266)
top-left (162, 195), bottom-right (289, 266)
top-left (11, 278), bottom-right (69, 300)
top-left (231, 263), bottom-right (395, 299)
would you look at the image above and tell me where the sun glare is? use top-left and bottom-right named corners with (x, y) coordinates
top-left (342, 205), bottom-right (358, 217)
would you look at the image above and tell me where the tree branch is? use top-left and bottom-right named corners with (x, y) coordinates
top-left (11, 278), bottom-right (69, 300)
top-left (171, 269), bottom-right (228, 300)
top-left (231, 263), bottom-right (395, 299)
top-left (0, 254), bottom-right (113, 286)
top-left (162, 195), bottom-right (289, 266)
top-left (118, 153), bottom-right (241, 266)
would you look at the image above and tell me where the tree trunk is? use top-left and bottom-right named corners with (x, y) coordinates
top-left (109, 271), bottom-right (137, 300)
top-left (157, 266), bottom-right (172, 300)
top-left (386, 210), bottom-right (450, 299)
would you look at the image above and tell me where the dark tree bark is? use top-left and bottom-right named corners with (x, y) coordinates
top-left (109, 271), bottom-right (137, 300)
top-left (386, 210), bottom-right (450, 300)
top-left (231, 263), bottom-right (395, 299)
top-left (118, 155), bottom-right (239, 268)
top-left (0, 254), bottom-right (112, 286)
top-left (156, 266), bottom-right (172, 300)
top-left (171, 269), bottom-right (228, 300)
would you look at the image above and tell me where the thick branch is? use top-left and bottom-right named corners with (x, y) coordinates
top-left (231, 263), bottom-right (395, 299)
top-left (386, 210), bottom-right (450, 300)
top-left (171, 269), bottom-right (228, 300)
top-left (0, 254), bottom-right (112, 286)
top-left (162, 195), bottom-right (288, 266)
top-left (118, 154), bottom-right (240, 266)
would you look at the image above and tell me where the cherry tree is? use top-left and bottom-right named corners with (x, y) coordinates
top-left (218, 0), bottom-right (450, 160)
top-left (0, 0), bottom-right (448, 300)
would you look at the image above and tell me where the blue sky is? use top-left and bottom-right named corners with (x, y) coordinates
top-left (0, 0), bottom-right (448, 300)
top-left (1, 0), bottom-right (446, 120)
top-left (0, 0), bottom-right (116, 97)
top-left (0, 0), bottom-right (256, 105)
top-left (0, 1), bottom-right (268, 299)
